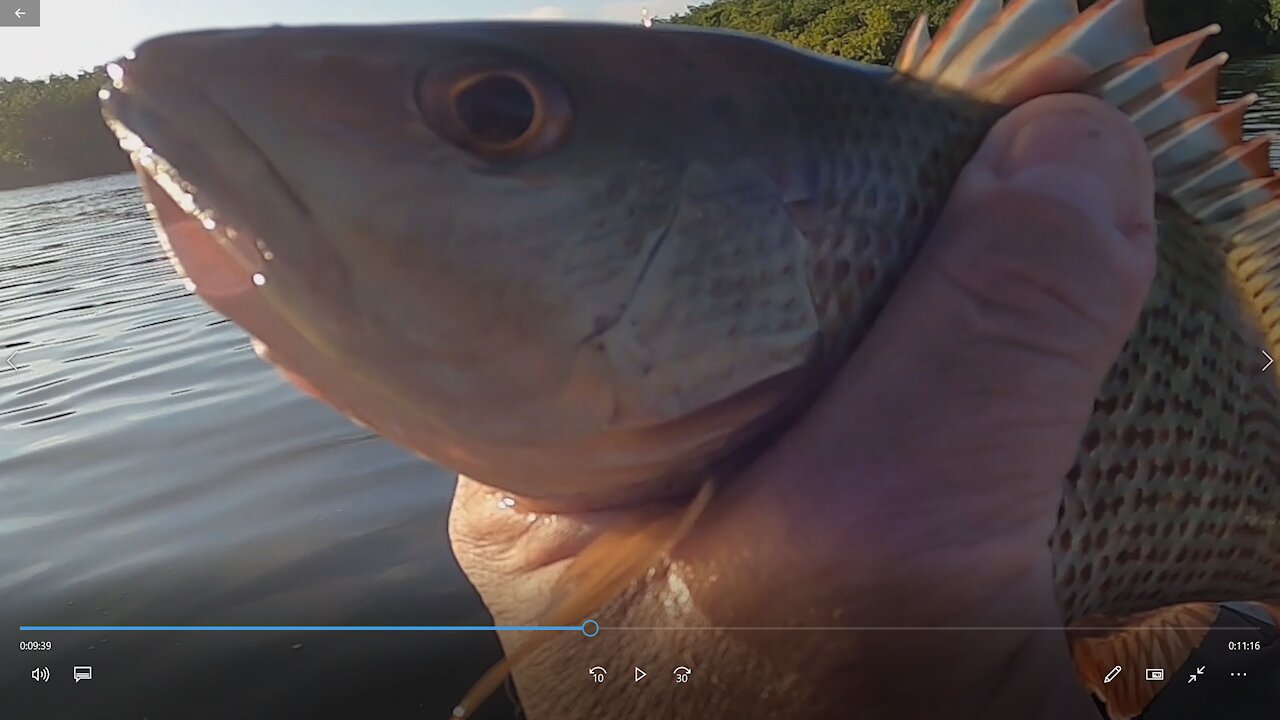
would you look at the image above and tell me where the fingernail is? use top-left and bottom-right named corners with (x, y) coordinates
top-left (992, 106), bottom-right (1144, 230)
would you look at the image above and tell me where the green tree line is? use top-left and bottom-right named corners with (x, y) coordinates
top-left (669, 0), bottom-right (1280, 64)
top-left (0, 67), bottom-right (130, 191)
top-left (2, 1), bottom-right (1280, 191)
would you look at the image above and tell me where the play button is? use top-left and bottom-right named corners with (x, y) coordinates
top-left (634, 666), bottom-right (647, 683)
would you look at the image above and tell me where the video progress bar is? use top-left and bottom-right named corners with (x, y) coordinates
top-left (20, 622), bottom-right (1221, 633)
top-left (20, 619), bottom-right (601, 636)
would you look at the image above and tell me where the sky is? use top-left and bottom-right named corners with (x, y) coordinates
top-left (0, 0), bottom-right (698, 79)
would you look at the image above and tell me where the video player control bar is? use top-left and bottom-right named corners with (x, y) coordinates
top-left (0, 0), bottom-right (38, 26)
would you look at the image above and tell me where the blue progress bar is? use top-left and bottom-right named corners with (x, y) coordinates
top-left (21, 619), bottom-right (601, 637)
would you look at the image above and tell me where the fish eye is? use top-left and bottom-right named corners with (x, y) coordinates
top-left (416, 63), bottom-right (571, 161)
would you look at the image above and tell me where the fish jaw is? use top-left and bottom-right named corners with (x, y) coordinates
top-left (102, 49), bottom-right (378, 431)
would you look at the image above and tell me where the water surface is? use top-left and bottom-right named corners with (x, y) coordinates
top-left (1, 174), bottom-right (509, 718)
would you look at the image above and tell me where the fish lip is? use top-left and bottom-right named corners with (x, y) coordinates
top-left (102, 92), bottom-right (246, 266)
top-left (101, 69), bottom-right (352, 382)
top-left (99, 68), bottom-right (309, 278)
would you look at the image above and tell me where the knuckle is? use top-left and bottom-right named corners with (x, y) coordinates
top-left (930, 191), bottom-right (1153, 351)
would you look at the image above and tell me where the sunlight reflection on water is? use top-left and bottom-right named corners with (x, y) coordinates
top-left (0, 173), bottom-right (506, 719)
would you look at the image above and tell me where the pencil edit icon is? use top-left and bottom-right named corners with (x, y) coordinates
top-left (1104, 666), bottom-right (1122, 684)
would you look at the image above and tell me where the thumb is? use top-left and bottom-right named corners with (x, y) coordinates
top-left (793, 93), bottom-right (1157, 537)
top-left (656, 94), bottom-right (1156, 720)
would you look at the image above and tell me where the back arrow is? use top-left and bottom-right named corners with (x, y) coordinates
top-left (634, 667), bottom-right (646, 683)
top-left (4, 350), bottom-right (16, 371)
top-left (1265, 350), bottom-right (1275, 372)
top-left (14, 9), bottom-right (25, 17)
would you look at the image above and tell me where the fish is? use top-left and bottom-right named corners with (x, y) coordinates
top-left (97, 0), bottom-right (1280, 718)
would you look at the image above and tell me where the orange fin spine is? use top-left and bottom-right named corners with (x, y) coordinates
top-left (986, 0), bottom-right (1154, 100)
top-left (1124, 53), bottom-right (1226, 139)
top-left (1149, 95), bottom-right (1257, 177)
top-left (1090, 24), bottom-right (1221, 107)
top-left (893, 14), bottom-right (932, 72)
top-left (1216, 195), bottom-right (1280, 243)
top-left (1169, 133), bottom-right (1272, 201)
top-left (940, 0), bottom-right (1082, 88)
top-left (1186, 176), bottom-right (1280, 224)
top-left (914, 0), bottom-right (1002, 78)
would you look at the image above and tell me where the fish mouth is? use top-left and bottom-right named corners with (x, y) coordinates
top-left (102, 64), bottom-right (298, 302)
top-left (99, 54), bottom-right (376, 423)
top-left (99, 53), bottom-right (360, 380)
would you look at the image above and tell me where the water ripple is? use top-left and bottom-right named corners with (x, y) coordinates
top-left (0, 172), bottom-right (498, 718)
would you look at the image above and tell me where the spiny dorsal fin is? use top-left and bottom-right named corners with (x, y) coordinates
top-left (449, 481), bottom-right (715, 719)
top-left (941, 0), bottom-right (1084, 90)
top-left (1149, 94), bottom-right (1257, 176)
top-left (1090, 24), bottom-right (1222, 106)
top-left (1171, 134), bottom-right (1272, 203)
top-left (984, 0), bottom-right (1153, 101)
top-left (896, 0), bottom-right (1278, 253)
top-left (1123, 53), bottom-right (1227, 138)
top-left (893, 14), bottom-right (932, 72)
top-left (913, 0), bottom-right (1002, 78)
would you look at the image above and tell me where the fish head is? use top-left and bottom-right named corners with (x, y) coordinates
top-left (101, 22), bottom-right (984, 505)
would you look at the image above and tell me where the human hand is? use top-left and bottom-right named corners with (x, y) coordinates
top-left (448, 92), bottom-right (1156, 720)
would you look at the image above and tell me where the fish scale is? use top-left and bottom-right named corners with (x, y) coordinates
top-left (1059, 199), bottom-right (1280, 626)
top-left (780, 76), bottom-right (1000, 351)
top-left (779, 63), bottom-right (1280, 631)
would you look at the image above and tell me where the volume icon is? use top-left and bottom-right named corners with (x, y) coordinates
top-left (31, 666), bottom-right (50, 682)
